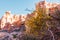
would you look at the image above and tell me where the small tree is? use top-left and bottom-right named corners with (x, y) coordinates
top-left (25, 7), bottom-right (49, 38)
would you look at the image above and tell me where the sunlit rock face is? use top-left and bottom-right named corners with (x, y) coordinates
top-left (35, 1), bottom-right (59, 14)
top-left (1, 11), bottom-right (13, 28)
top-left (1, 11), bottom-right (26, 29)
top-left (21, 15), bottom-right (26, 22)
top-left (36, 1), bottom-right (59, 9)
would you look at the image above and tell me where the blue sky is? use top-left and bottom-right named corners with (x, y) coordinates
top-left (0, 0), bottom-right (60, 18)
